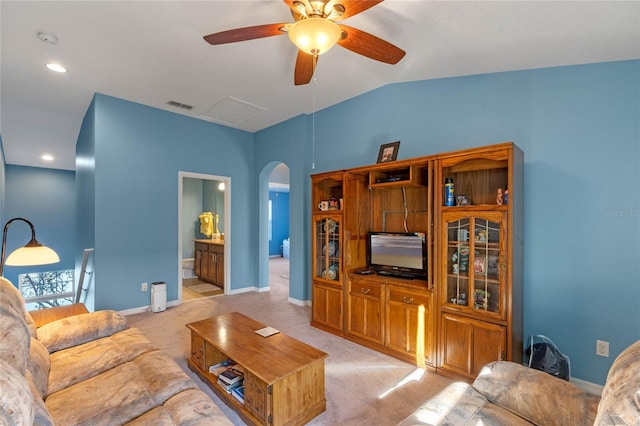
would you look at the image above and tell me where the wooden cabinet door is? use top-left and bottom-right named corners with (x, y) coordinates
top-left (347, 280), bottom-right (383, 344)
top-left (441, 211), bottom-right (507, 321)
top-left (194, 248), bottom-right (203, 279)
top-left (203, 251), bottom-right (213, 282)
top-left (386, 286), bottom-right (433, 367)
top-left (312, 283), bottom-right (343, 331)
top-left (440, 313), bottom-right (506, 379)
top-left (190, 332), bottom-right (206, 371)
top-left (244, 371), bottom-right (271, 424)
top-left (215, 252), bottom-right (224, 286)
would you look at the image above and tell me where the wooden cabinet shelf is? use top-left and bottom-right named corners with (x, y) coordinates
top-left (310, 142), bottom-right (522, 381)
top-left (436, 143), bottom-right (523, 381)
top-left (369, 164), bottom-right (427, 188)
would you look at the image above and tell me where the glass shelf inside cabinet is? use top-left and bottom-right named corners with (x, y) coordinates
top-left (446, 218), bottom-right (470, 307)
top-left (472, 218), bottom-right (501, 313)
top-left (315, 218), bottom-right (340, 282)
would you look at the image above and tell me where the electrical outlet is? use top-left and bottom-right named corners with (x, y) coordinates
top-left (141, 282), bottom-right (148, 292)
top-left (596, 340), bottom-right (609, 357)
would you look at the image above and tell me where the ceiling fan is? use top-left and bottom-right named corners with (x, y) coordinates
top-left (203, 0), bottom-right (406, 85)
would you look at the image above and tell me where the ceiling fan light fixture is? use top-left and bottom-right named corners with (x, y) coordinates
top-left (288, 17), bottom-right (341, 56)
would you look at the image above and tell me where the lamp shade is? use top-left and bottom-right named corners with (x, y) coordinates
top-left (288, 17), bottom-right (341, 56)
top-left (5, 242), bottom-right (60, 266)
top-left (1, 217), bottom-right (61, 275)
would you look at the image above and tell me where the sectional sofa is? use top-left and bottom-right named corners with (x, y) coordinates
top-left (0, 276), bottom-right (231, 425)
top-left (399, 339), bottom-right (640, 425)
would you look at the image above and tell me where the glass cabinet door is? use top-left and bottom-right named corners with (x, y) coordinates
top-left (314, 216), bottom-right (341, 284)
top-left (443, 212), bottom-right (505, 317)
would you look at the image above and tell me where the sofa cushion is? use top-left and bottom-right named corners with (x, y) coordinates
top-left (25, 372), bottom-right (54, 426)
top-left (27, 337), bottom-right (50, 397)
top-left (45, 362), bottom-right (159, 425)
top-left (47, 328), bottom-right (157, 395)
top-left (25, 311), bottom-right (38, 338)
top-left (126, 389), bottom-right (233, 425)
top-left (0, 304), bottom-right (31, 375)
top-left (0, 358), bottom-right (34, 425)
top-left (0, 276), bottom-right (27, 318)
top-left (595, 339), bottom-right (640, 425)
top-left (46, 350), bottom-right (198, 425)
top-left (397, 381), bottom-right (531, 426)
top-left (130, 350), bottom-right (197, 405)
top-left (37, 310), bottom-right (128, 353)
top-left (473, 361), bottom-right (599, 426)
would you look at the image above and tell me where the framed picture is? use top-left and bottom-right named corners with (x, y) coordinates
top-left (376, 141), bottom-right (400, 163)
top-left (474, 255), bottom-right (486, 274)
top-left (456, 195), bottom-right (470, 206)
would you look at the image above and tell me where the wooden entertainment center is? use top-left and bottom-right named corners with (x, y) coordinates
top-left (311, 142), bottom-right (523, 381)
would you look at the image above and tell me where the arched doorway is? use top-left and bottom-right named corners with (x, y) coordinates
top-left (258, 162), bottom-right (291, 296)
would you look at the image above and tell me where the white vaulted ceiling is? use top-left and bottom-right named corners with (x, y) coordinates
top-left (1, 1), bottom-right (639, 170)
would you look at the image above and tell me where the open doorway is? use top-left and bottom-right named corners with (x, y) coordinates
top-left (267, 163), bottom-right (290, 296)
top-left (178, 171), bottom-right (231, 302)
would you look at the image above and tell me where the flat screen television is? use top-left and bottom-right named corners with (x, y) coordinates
top-left (367, 231), bottom-right (427, 279)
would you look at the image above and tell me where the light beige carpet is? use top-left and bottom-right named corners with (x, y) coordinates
top-left (127, 258), bottom-right (452, 425)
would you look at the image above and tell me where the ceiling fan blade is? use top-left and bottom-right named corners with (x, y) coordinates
top-left (332, 0), bottom-right (384, 20)
top-left (204, 23), bottom-right (289, 45)
top-left (337, 24), bottom-right (405, 64)
top-left (294, 51), bottom-right (318, 85)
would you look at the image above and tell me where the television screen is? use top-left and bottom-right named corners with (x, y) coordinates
top-left (368, 232), bottom-right (427, 278)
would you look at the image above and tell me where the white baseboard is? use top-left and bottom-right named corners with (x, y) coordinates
top-left (287, 297), bottom-right (307, 306)
top-left (119, 299), bottom-right (180, 316)
top-left (227, 286), bottom-right (257, 295)
top-left (119, 305), bottom-right (150, 315)
top-left (571, 377), bottom-right (604, 396)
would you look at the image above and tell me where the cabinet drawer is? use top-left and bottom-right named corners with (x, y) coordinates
top-left (350, 281), bottom-right (381, 299)
top-left (209, 244), bottom-right (224, 254)
top-left (387, 287), bottom-right (429, 306)
top-left (195, 242), bottom-right (209, 251)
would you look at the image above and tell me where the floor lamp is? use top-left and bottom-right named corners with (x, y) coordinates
top-left (1, 217), bottom-right (60, 276)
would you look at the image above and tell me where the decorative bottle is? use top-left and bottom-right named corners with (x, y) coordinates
top-left (444, 178), bottom-right (455, 206)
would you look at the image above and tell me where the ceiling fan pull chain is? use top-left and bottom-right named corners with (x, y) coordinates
top-left (312, 77), bottom-right (317, 170)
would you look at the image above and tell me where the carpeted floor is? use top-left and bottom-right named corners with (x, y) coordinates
top-left (127, 257), bottom-right (452, 425)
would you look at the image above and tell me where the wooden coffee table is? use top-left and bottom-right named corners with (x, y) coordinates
top-left (186, 312), bottom-right (328, 426)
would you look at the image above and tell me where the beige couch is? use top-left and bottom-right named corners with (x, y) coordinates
top-left (0, 277), bottom-right (232, 425)
top-left (399, 340), bottom-right (640, 425)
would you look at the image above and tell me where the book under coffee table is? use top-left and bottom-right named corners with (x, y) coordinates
top-left (186, 312), bottom-right (328, 426)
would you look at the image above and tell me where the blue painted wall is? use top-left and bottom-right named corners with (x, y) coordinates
top-left (253, 60), bottom-right (639, 385)
top-left (4, 59), bottom-right (633, 386)
top-left (3, 166), bottom-right (76, 287)
top-left (202, 180), bottom-right (224, 234)
top-left (254, 115), bottom-right (312, 300)
top-left (269, 191), bottom-right (290, 256)
top-left (182, 178), bottom-right (203, 259)
top-left (78, 94), bottom-right (255, 310)
top-left (76, 98), bottom-right (97, 309)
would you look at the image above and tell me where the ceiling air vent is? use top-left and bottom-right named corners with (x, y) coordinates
top-left (167, 100), bottom-right (193, 111)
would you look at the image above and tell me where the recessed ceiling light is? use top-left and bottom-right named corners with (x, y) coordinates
top-left (46, 63), bottom-right (67, 73)
top-left (41, 154), bottom-right (54, 161)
